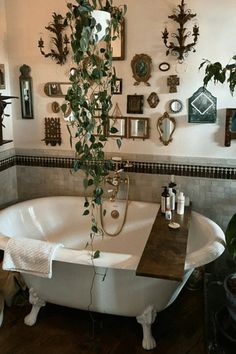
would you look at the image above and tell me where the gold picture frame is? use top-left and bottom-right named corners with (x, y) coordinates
top-left (131, 54), bottom-right (152, 86)
top-left (128, 117), bottom-right (149, 140)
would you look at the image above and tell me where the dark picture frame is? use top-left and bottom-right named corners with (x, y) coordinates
top-left (127, 94), bottom-right (144, 114)
top-left (112, 78), bottom-right (122, 95)
top-left (188, 86), bottom-right (217, 123)
top-left (0, 64), bottom-right (6, 89)
top-left (225, 108), bottom-right (236, 147)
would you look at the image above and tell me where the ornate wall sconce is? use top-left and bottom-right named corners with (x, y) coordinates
top-left (162, 0), bottom-right (199, 63)
top-left (38, 12), bottom-right (69, 65)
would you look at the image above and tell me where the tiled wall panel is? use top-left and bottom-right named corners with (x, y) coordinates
top-left (1, 149), bottom-right (236, 231)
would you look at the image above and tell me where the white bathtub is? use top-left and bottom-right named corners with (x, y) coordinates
top-left (0, 196), bottom-right (225, 350)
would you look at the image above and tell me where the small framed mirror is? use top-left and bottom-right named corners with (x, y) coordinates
top-left (44, 82), bottom-right (71, 97)
top-left (111, 19), bottom-right (125, 60)
top-left (159, 62), bottom-right (170, 72)
top-left (225, 108), bottom-right (236, 146)
top-left (169, 99), bottom-right (183, 114)
top-left (108, 117), bottom-right (126, 138)
top-left (19, 64), bottom-right (34, 119)
top-left (157, 112), bottom-right (176, 146)
top-left (128, 117), bottom-right (149, 139)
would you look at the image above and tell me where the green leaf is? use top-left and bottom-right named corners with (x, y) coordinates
top-left (93, 250), bottom-right (100, 259)
top-left (83, 209), bottom-right (90, 216)
top-left (88, 178), bottom-right (94, 186)
top-left (92, 225), bottom-right (98, 233)
top-left (116, 138), bottom-right (122, 149)
top-left (110, 126), bottom-right (118, 134)
top-left (84, 200), bottom-right (90, 208)
top-left (83, 178), bottom-right (89, 189)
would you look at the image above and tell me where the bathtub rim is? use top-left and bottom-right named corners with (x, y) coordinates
top-left (0, 196), bottom-right (226, 273)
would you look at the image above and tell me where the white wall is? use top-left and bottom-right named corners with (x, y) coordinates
top-left (2, 0), bottom-right (236, 159)
top-left (0, 0), bottom-right (13, 145)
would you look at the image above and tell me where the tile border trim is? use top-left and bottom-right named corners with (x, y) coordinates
top-left (1, 154), bottom-right (236, 180)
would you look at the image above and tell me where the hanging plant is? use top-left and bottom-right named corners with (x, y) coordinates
top-left (62, 0), bottom-right (127, 234)
top-left (199, 55), bottom-right (236, 95)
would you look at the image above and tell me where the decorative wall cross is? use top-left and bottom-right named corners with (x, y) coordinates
top-left (167, 75), bottom-right (180, 93)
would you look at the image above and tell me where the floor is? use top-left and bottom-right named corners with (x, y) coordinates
top-left (0, 285), bottom-right (205, 354)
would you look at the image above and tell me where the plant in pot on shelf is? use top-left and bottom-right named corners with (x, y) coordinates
top-left (61, 0), bottom-right (127, 242)
top-left (199, 55), bottom-right (236, 95)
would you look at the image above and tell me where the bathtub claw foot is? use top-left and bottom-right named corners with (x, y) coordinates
top-left (136, 305), bottom-right (157, 350)
top-left (24, 288), bottom-right (46, 326)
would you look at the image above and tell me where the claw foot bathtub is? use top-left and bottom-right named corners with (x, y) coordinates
top-left (0, 196), bottom-right (225, 350)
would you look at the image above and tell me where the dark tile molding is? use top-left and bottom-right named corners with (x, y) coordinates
top-left (1, 153), bottom-right (236, 180)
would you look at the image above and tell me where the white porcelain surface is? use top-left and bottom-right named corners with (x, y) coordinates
top-left (0, 196), bottom-right (225, 318)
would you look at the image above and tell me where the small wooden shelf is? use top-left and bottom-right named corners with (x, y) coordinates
top-left (0, 139), bottom-right (13, 146)
top-left (136, 205), bottom-right (191, 281)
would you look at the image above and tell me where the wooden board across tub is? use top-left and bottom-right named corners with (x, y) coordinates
top-left (136, 205), bottom-right (191, 281)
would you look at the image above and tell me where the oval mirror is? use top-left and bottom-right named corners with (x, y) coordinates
top-left (157, 112), bottom-right (176, 146)
top-left (169, 99), bottom-right (183, 114)
top-left (159, 62), bottom-right (170, 72)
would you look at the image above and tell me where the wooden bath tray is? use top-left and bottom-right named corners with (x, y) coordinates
top-left (136, 205), bottom-right (191, 281)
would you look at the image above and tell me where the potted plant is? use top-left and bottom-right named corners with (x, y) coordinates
top-left (224, 215), bottom-right (236, 324)
top-left (62, 0), bottom-right (127, 237)
top-left (199, 55), bottom-right (236, 95)
top-left (200, 55), bottom-right (236, 333)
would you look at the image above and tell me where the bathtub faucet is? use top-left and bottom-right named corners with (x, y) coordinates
top-left (105, 157), bottom-right (129, 202)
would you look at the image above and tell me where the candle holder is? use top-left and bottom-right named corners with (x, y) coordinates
top-left (162, 0), bottom-right (199, 63)
top-left (38, 12), bottom-right (69, 66)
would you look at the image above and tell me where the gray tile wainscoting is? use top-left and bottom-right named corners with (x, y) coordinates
top-left (0, 147), bottom-right (236, 230)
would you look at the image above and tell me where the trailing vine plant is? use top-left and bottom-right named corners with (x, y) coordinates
top-left (62, 0), bottom-right (127, 241)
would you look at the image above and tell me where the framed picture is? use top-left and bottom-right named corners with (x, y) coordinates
top-left (128, 117), bottom-right (149, 140)
top-left (225, 108), bottom-right (236, 146)
top-left (0, 64), bottom-right (6, 89)
top-left (127, 94), bottom-right (144, 114)
top-left (112, 78), bottom-right (122, 95)
top-left (111, 19), bottom-right (125, 60)
top-left (108, 117), bottom-right (127, 138)
top-left (188, 86), bottom-right (217, 123)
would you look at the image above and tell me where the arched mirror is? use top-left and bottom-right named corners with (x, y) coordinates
top-left (169, 99), bottom-right (183, 114)
top-left (157, 112), bottom-right (176, 146)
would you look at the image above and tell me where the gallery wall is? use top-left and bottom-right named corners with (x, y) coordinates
top-left (1, 0), bottom-right (236, 159)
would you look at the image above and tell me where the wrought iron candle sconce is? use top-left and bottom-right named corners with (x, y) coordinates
top-left (161, 0), bottom-right (199, 63)
top-left (38, 12), bottom-right (69, 65)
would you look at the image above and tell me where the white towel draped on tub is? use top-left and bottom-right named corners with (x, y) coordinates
top-left (2, 238), bottom-right (63, 278)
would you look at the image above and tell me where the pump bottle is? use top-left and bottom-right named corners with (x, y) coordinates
top-left (177, 192), bottom-right (185, 215)
top-left (161, 186), bottom-right (170, 214)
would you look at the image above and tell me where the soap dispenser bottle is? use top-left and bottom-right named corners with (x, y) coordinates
top-left (169, 175), bottom-right (177, 195)
top-left (168, 187), bottom-right (175, 211)
top-left (177, 192), bottom-right (185, 215)
top-left (161, 186), bottom-right (170, 214)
